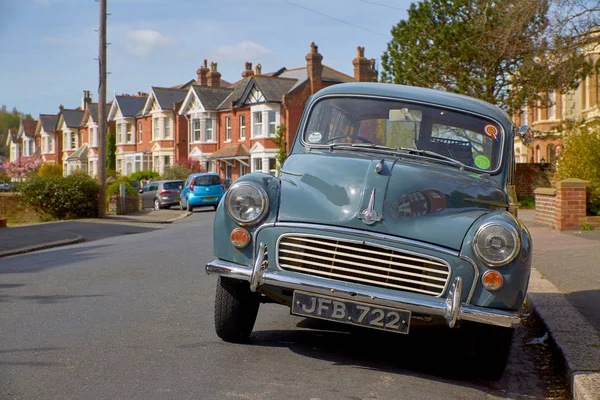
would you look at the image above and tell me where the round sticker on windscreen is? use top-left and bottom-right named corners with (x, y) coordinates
top-left (308, 132), bottom-right (322, 143)
top-left (474, 155), bottom-right (491, 170)
top-left (484, 124), bottom-right (499, 140)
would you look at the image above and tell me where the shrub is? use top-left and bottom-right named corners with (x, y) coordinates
top-left (19, 175), bottom-right (99, 219)
top-left (4, 155), bottom-right (42, 179)
top-left (38, 163), bottom-right (63, 178)
top-left (0, 174), bottom-right (10, 185)
top-left (106, 177), bottom-right (139, 201)
top-left (556, 121), bottom-right (600, 215)
top-left (161, 160), bottom-right (206, 181)
top-left (130, 170), bottom-right (159, 182)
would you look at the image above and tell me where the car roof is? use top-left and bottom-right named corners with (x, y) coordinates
top-left (313, 82), bottom-right (512, 127)
top-left (190, 173), bottom-right (219, 177)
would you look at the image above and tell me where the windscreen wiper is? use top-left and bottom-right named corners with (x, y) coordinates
top-left (395, 147), bottom-right (467, 169)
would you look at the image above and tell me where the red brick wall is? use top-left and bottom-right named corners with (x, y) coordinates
top-left (135, 115), bottom-right (153, 152)
top-left (175, 113), bottom-right (188, 163)
top-left (515, 163), bottom-right (553, 198)
top-left (534, 179), bottom-right (589, 231)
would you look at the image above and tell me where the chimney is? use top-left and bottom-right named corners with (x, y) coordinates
top-left (82, 90), bottom-right (92, 109)
top-left (254, 63), bottom-right (262, 76)
top-left (305, 42), bottom-right (323, 94)
top-left (196, 59), bottom-right (210, 86)
top-left (242, 62), bottom-right (254, 78)
top-left (207, 62), bottom-right (222, 88)
top-left (353, 46), bottom-right (376, 82)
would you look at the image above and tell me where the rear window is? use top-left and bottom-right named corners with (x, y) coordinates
top-left (195, 175), bottom-right (221, 186)
top-left (163, 181), bottom-right (183, 190)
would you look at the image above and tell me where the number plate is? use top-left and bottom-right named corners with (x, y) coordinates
top-left (291, 291), bottom-right (410, 334)
top-left (204, 197), bottom-right (216, 201)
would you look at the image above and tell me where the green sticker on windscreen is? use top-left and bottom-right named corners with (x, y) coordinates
top-left (474, 155), bottom-right (491, 170)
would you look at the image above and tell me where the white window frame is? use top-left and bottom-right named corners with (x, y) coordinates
top-left (240, 115), bottom-right (246, 140)
top-left (205, 119), bottom-right (213, 142)
top-left (226, 117), bottom-right (231, 141)
top-left (268, 111), bottom-right (277, 136)
top-left (153, 117), bottom-right (159, 140)
top-left (252, 112), bottom-right (263, 138)
top-left (193, 118), bottom-right (201, 142)
top-left (163, 117), bottom-right (171, 139)
top-left (126, 123), bottom-right (133, 143)
top-left (138, 122), bottom-right (143, 143)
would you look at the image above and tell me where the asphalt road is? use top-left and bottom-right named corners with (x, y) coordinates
top-left (0, 211), bottom-right (567, 400)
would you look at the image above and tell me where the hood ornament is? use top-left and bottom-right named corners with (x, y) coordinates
top-left (359, 189), bottom-right (383, 225)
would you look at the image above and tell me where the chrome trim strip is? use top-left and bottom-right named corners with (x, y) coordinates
top-left (205, 260), bottom-right (520, 328)
top-left (297, 93), bottom-right (507, 175)
top-left (273, 222), bottom-right (459, 257)
top-left (460, 254), bottom-right (480, 305)
top-left (275, 233), bottom-right (452, 297)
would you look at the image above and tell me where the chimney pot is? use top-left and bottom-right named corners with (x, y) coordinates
top-left (306, 42), bottom-right (323, 94)
top-left (207, 61), bottom-right (222, 88)
top-left (197, 59), bottom-right (210, 86)
top-left (353, 46), bottom-right (375, 82)
top-left (254, 63), bottom-right (262, 75)
top-left (242, 62), bottom-right (254, 78)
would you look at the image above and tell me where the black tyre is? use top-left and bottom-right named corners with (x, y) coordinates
top-left (462, 322), bottom-right (514, 380)
top-left (214, 277), bottom-right (260, 343)
top-left (213, 205), bottom-right (218, 211)
top-left (187, 199), bottom-right (193, 212)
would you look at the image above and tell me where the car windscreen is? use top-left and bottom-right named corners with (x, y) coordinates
top-left (303, 97), bottom-right (504, 172)
top-left (195, 176), bottom-right (221, 186)
top-left (163, 181), bottom-right (183, 190)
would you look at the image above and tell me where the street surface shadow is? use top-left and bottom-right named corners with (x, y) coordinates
top-left (0, 347), bottom-right (62, 354)
top-left (0, 293), bottom-right (104, 304)
top-left (0, 244), bottom-right (109, 274)
top-left (248, 312), bottom-right (568, 399)
top-left (566, 289), bottom-right (600, 332)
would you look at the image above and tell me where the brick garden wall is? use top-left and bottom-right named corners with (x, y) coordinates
top-left (0, 193), bottom-right (40, 225)
top-left (108, 195), bottom-right (141, 215)
top-left (515, 163), bottom-right (553, 198)
top-left (534, 179), bottom-right (589, 231)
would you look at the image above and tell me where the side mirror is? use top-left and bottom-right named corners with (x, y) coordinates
top-left (517, 125), bottom-right (533, 145)
top-left (139, 189), bottom-right (143, 193)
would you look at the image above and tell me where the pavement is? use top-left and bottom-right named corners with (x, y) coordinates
top-left (518, 209), bottom-right (600, 400)
top-left (0, 207), bottom-right (597, 398)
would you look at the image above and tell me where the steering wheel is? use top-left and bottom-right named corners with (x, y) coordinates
top-left (323, 135), bottom-right (374, 144)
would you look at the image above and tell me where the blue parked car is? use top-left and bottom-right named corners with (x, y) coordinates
top-left (180, 173), bottom-right (225, 212)
top-left (206, 83), bottom-right (533, 380)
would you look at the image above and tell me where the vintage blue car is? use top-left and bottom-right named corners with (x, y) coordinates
top-left (206, 83), bottom-right (532, 379)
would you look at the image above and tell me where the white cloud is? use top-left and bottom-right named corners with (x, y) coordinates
top-left (125, 29), bottom-right (173, 57)
top-left (211, 41), bottom-right (272, 62)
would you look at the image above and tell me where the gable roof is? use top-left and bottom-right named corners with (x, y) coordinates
top-left (83, 103), bottom-right (111, 124)
top-left (217, 79), bottom-right (252, 111)
top-left (66, 144), bottom-right (89, 161)
top-left (153, 87), bottom-right (187, 110)
top-left (39, 114), bottom-right (59, 133)
top-left (21, 119), bottom-right (37, 138)
top-left (275, 65), bottom-right (353, 92)
top-left (116, 96), bottom-right (147, 117)
top-left (61, 109), bottom-right (85, 129)
top-left (6, 129), bottom-right (18, 146)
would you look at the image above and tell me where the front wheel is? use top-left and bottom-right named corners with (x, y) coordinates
top-left (461, 322), bottom-right (514, 380)
top-left (153, 199), bottom-right (161, 210)
top-left (214, 277), bottom-right (260, 343)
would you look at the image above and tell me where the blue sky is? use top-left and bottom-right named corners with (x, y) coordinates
top-left (0, 0), bottom-right (412, 117)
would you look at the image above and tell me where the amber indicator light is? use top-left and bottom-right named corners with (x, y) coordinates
top-left (482, 270), bottom-right (504, 291)
top-left (230, 228), bottom-right (251, 249)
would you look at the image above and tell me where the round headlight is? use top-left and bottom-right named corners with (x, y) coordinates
top-left (473, 221), bottom-right (520, 267)
top-left (225, 182), bottom-right (269, 226)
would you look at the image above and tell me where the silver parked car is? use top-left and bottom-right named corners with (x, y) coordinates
top-left (139, 180), bottom-right (184, 210)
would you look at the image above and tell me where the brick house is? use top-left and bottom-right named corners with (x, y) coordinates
top-left (36, 114), bottom-right (61, 164)
top-left (56, 107), bottom-right (85, 175)
top-left (17, 119), bottom-right (38, 159)
top-left (108, 93), bottom-right (149, 175)
top-left (513, 44), bottom-right (600, 164)
top-left (201, 43), bottom-right (376, 182)
top-left (80, 96), bottom-right (111, 177)
top-left (137, 87), bottom-right (188, 175)
top-left (178, 61), bottom-right (233, 174)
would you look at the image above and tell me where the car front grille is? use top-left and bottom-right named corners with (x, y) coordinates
top-left (277, 235), bottom-right (451, 296)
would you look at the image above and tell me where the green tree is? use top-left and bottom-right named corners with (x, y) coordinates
top-left (380, 0), bottom-right (590, 113)
top-left (273, 125), bottom-right (287, 172)
top-left (0, 106), bottom-right (34, 157)
top-left (556, 120), bottom-right (600, 215)
top-left (106, 129), bottom-right (116, 170)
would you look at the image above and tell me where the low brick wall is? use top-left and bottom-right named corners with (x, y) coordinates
top-left (580, 216), bottom-right (600, 229)
top-left (534, 178), bottom-right (589, 231)
top-left (0, 192), bottom-right (40, 225)
top-left (534, 188), bottom-right (556, 228)
top-left (108, 195), bottom-right (141, 215)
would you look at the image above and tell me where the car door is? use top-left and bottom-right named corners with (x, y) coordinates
top-left (142, 183), bottom-right (159, 208)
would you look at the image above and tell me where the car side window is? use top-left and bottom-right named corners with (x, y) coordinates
top-left (147, 183), bottom-right (158, 192)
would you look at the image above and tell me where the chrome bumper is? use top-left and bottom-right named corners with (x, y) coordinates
top-left (206, 244), bottom-right (520, 329)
